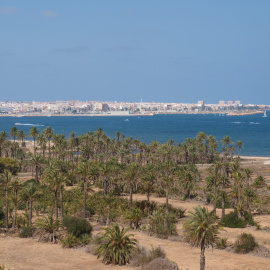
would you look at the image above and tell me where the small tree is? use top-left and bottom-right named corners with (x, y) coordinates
top-left (95, 223), bottom-right (138, 265)
top-left (183, 206), bottom-right (221, 270)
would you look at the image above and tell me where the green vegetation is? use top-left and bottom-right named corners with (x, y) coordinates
top-left (234, 233), bottom-right (258, 254)
top-left (62, 216), bottom-right (92, 238)
top-left (221, 211), bottom-right (256, 228)
top-left (95, 223), bottom-right (138, 265)
top-left (183, 206), bottom-right (221, 270)
top-left (0, 127), bottom-right (267, 268)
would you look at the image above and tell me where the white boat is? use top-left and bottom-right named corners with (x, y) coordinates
top-left (263, 110), bottom-right (267, 117)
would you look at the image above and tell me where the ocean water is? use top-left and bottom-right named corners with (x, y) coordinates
top-left (0, 113), bottom-right (269, 157)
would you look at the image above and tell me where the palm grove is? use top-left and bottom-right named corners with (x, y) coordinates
top-left (0, 126), bottom-right (265, 269)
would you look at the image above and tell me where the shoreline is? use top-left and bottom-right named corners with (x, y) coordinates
top-left (0, 110), bottom-right (264, 117)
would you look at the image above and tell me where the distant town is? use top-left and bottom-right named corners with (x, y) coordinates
top-left (0, 100), bottom-right (269, 116)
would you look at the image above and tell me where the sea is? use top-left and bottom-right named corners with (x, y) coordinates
top-left (0, 113), bottom-right (269, 157)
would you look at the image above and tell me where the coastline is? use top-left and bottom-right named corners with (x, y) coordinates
top-left (0, 110), bottom-right (264, 117)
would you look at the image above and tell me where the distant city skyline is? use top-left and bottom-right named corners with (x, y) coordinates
top-left (1, 1), bottom-right (270, 104)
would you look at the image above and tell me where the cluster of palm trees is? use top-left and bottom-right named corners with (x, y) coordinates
top-left (0, 126), bottom-right (263, 270)
top-left (0, 127), bottom-right (249, 229)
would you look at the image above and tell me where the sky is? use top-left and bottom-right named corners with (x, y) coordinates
top-left (1, 1), bottom-right (270, 104)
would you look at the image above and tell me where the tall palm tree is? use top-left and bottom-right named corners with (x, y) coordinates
top-left (123, 162), bottom-right (140, 209)
top-left (43, 127), bottom-right (54, 156)
top-left (76, 162), bottom-right (91, 218)
top-left (0, 169), bottom-right (13, 229)
top-left (17, 130), bottom-right (26, 147)
top-left (44, 168), bottom-right (66, 220)
top-left (183, 206), bottom-right (221, 270)
top-left (29, 127), bottom-right (39, 152)
top-left (0, 131), bottom-right (8, 157)
top-left (233, 171), bottom-right (245, 218)
top-left (20, 182), bottom-right (38, 226)
top-left (10, 177), bottom-right (21, 228)
top-left (10, 126), bottom-right (18, 143)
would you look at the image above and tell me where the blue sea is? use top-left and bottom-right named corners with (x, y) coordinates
top-left (0, 113), bottom-right (269, 157)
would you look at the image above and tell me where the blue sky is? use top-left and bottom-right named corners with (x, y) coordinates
top-left (1, 1), bottom-right (270, 104)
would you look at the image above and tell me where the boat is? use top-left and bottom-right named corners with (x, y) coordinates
top-left (263, 110), bottom-right (267, 117)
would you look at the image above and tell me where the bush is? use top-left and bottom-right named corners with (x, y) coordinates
top-left (61, 233), bottom-right (78, 248)
top-left (19, 226), bottom-right (35, 238)
top-left (234, 233), bottom-right (258, 254)
top-left (142, 258), bottom-right (179, 270)
top-left (62, 216), bottom-right (92, 238)
top-left (221, 211), bottom-right (256, 228)
top-left (253, 176), bottom-right (266, 188)
top-left (130, 246), bottom-right (166, 267)
top-left (215, 237), bottom-right (228, 249)
top-left (148, 210), bottom-right (177, 238)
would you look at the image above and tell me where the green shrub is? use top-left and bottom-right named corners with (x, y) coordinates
top-left (61, 233), bottom-right (78, 248)
top-left (220, 211), bottom-right (252, 228)
top-left (19, 226), bottom-right (35, 238)
top-left (253, 176), bottom-right (266, 188)
top-left (63, 216), bottom-right (92, 238)
top-left (234, 233), bottom-right (258, 254)
top-left (148, 210), bottom-right (177, 238)
top-left (215, 237), bottom-right (228, 249)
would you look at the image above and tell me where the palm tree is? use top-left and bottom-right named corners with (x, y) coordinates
top-left (10, 177), bottom-right (21, 228)
top-left (0, 131), bottom-right (7, 157)
top-left (0, 169), bottom-right (13, 229)
top-left (29, 127), bottom-right (39, 152)
top-left (17, 130), bottom-right (26, 147)
top-left (76, 162), bottom-right (91, 218)
top-left (44, 168), bottom-right (66, 220)
top-left (123, 162), bottom-right (140, 209)
top-left (43, 127), bottom-right (54, 156)
top-left (233, 171), bottom-right (245, 218)
top-left (30, 154), bottom-right (43, 183)
top-left (10, 126), bottom-right (18, 143)
top-left (20, 182), bottom-right (38, 226)
top-left (159, 160), bottom-right (178, 213)
top-left (183, 206), bottom-right (221, 270)
top-left (140, 164), bottom-right (157, 215)
top-left (95, 223), bottom-right (138, 265)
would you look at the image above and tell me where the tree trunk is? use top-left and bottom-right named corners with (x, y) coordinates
top-left (237, 186), bottom-right (241, 218)
top-left (213, 181), bottom-right (216, 215)
top-left (147, 192), bottom-right (150, 215)
top-left (54, 190), bottom-right (58, 220)
top-left (106, 205), bottom-right (110, 226)
top-left (12, 207), bottom-right (17, 229)
top-left (60, 185), bottom-right (64, 222)
top-left (200, 243), bottom-right (205, 270)
top-left (5, 188), bottom-right (8, 230)
top-left (129, 183), bottom-right (133, 209)
top-left (29, 199), bottom-right (33, 226)
top-left (222, 197), bottom-right (225, 218)
top-left (166, 185), bottom-right (169, 213)
top-left (83, 180), bottom-right (87, 218)
top-left (35, 165), bottom-right (38, 183)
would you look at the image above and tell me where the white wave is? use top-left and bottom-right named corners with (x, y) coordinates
top-left (250, 122), bottom-right (260, 125)
top-left (15, 123), bottom-right (45, 126)
top-left (231, 122), bottom-right (242, 124)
